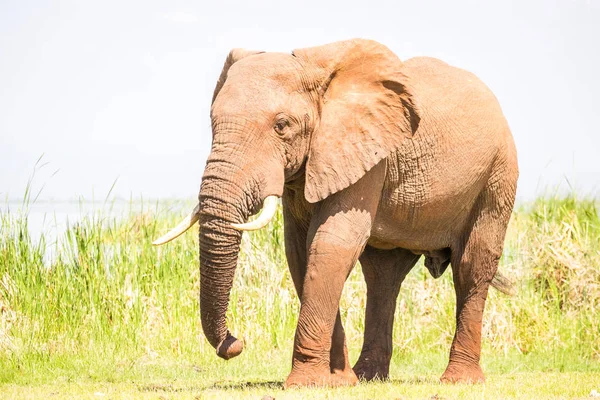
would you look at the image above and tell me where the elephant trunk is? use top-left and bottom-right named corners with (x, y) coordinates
top-left (198, 164), bottom-right (248, 359)
top-left (197, 133), bottom-right (284, 360)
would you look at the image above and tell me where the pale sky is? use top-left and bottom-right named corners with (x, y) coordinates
top-left (1, 0), bottom-right (599, 202)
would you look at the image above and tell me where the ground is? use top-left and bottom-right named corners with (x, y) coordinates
top-left (2, 352), bottom-right (599, 399)
top-left (3, 372), bottom-right (599, 399)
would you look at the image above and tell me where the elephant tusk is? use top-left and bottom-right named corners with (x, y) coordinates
top-left (152, 203), bottom-right (200, 246)
top-left (231, 195), bottom-right (279, 231)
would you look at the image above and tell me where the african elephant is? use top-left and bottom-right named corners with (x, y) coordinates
top-left (153, 39), bottom-right (518, 387)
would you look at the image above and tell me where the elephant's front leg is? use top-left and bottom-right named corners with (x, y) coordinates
top-left (284, 213), bottom-right (367, 388)
top-left (330, 310), bottom-right (354, 380)
top-left (284, 166), bottom-right (384, 388)
top-left (353, 246), bottom-right (420, 381)
top-left (283, 192), bottom-right (354, 384)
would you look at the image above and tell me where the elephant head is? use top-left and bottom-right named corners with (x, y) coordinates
top-left (153, 39), bottom-right (420, 360)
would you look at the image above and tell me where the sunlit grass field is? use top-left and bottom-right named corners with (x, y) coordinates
top-left (1, 196), bottom-right (599, 398)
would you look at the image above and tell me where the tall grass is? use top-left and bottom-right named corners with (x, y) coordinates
top-left (0, 196), bottom-right (599, 384)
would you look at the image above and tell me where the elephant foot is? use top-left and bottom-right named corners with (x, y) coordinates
top-left (284, 367), bottom-right (358, 388)
top-left (353, 360), bottom-right (389, 381)
top-left (440, 362), bottom-right (485, 384)
top-left (332, 364), bottom-right (359, 383)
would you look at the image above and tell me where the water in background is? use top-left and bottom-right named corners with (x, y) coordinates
top-left (0, 199), bottom-right (181, 265)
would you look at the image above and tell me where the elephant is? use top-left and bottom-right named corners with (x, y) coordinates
top-left (153, 39), bottom-right (518, 388)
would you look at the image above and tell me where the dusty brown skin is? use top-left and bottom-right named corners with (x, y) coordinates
top-left (161, 39), bottom-right (518, 387)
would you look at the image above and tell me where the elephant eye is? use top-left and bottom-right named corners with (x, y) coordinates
top-left (274, 118), bottom-right (290, 135)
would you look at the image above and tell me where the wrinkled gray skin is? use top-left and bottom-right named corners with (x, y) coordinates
top-left (184, 39), bottom-right (518, 388)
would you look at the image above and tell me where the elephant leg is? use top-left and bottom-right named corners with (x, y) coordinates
top-left (353, 246), bottom-right (420, 381)
top-left (330, 310), bottom-right (352, 375)
top-left (284, 164), bottom-right (384, 388)
top-left (282, 194), bottom-right (308, 298)
top-left (284, 211), bottom-right (368, 388)
top-left (441, 187), bottom-right (514, 383)
top-left (283, 194), bottom-right (353, 379)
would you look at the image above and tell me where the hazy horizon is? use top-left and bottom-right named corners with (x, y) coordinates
top-left (2, 0), bottom-right (599, 203)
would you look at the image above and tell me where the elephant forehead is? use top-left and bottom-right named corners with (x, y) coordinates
top-left (214, 80), bottom-right (298, 116)
top-left (227, 53), bottom-right (305, 88)
top-left (214, 61), bottom-right (310, 117)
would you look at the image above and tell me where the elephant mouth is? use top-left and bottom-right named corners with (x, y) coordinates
top-left (152, 195), bottom-right (279, 245)
top-left (230, 195), bottom-right (279, 231)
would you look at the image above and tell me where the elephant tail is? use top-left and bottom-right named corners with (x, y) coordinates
top-left (491, 271), bottom-right (515, 296)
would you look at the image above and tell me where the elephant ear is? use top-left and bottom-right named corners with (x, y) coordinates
top-left (293, 39), bottom-right (421, 203)
top-left (212, 48), bottom-right (264, 104)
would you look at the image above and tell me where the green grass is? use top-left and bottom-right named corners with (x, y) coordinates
top-left (1, 195), bottom-right (599, 398)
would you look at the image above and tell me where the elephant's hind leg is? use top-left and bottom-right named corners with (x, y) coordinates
top-left (353, 246), bottom-right (420, 381)
top-left (441, 181), bottom-right (516, 383)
